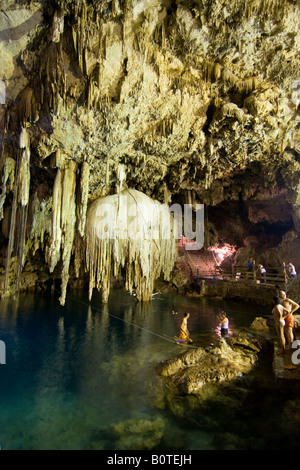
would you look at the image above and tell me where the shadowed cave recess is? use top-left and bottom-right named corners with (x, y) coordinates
top-left (0, 0), bottom-right (299, 305)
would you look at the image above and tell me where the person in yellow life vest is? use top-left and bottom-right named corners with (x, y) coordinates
top-left (178, 312), bottom-right (193, 343)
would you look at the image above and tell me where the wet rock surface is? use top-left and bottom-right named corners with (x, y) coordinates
top-left (156, 332), bottom-right (265, 394)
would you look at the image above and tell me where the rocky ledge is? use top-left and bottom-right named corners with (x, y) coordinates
top-left (156, 315), bottom-right (300, 396)
top-left (156, 331), bottom-right (265, 394)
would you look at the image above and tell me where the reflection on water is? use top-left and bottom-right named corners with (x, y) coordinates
top-left (0, 289), bottom-right (279, 450)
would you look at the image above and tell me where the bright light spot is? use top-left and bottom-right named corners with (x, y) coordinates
top-left (208, 243), bottom-right (236, 264)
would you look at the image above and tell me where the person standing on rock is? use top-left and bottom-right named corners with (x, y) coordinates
top-left (272, 296), bottom-right (289, 354)
top-left (279, 290), bottom-right (300, 349)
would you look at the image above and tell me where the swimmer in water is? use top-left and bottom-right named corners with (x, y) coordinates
top-left (217, 311), bottom-right (229, 334)
top-left (177, 312), bottom-right (193, 343)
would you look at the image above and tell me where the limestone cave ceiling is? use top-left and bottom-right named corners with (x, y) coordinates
top-left (0, 0), bottom-right (299, 302)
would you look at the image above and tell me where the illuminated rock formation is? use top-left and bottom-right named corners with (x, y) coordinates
top-left (86, 189), bottom-right (178, 302)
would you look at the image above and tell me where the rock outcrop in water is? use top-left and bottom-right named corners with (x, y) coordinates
top-left (156, 332), bottom-right (264, 394)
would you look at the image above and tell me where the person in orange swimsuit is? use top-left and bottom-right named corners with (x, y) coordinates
top-left (177, 312), bottom-right (193, 343)
top-left (279, 291), bottom-right (299, 349)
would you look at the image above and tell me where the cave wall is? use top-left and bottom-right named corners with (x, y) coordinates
top-left (0, 0), bottom-right (299, 301)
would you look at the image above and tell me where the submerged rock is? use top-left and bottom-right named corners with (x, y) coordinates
top-left (110, 417), bottom-right (165, 450)
top-left (249, 316), bottom-right (270, 333)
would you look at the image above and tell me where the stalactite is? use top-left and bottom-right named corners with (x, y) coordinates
top-left (30, 194), bottom-right (52, 255)
top-left (106, 156), bottom-right (110, 185)
top-left (244, 0), bottom-right (285, 19)
top-left (15, 204), bottom-right (28, 293)
top-left (48, 167), bottom-right (63, 273)
top-left (3, 159), bottom-right (19, 294)
top-left (116, 163), bottom-right (126, 193)
top-left (213, 63), bottom-right (222, 81)
top-left (72, 26), bottom-right (77, 54)
top-left (3, 127), bottom-right (30, 295)
top-left (204, 62), bottom-right (213, 82)
top-left (19, 87), bottom-right (36, 124)
top-left (59, 160), bottom-right (77, 306)
top-left (86, 189), bottom-right (178, 303)
top-left (52, 9), bottom-right (65, 43)
top-left (221, 67), bottom-right (239, 87)
top-left (19, 126), bottom-right (30, 150)
top-left (0, 158), bottom-right (15, 220)
top-left (16, 129), bottom-right (31, 293)
top-left (205, 60), bottom-right (259, 96)
top-left (74, 230), bottom-right (85, 279)
top-left (237, 76), bottom-right (258, 94)
top-left (0, 108), bottom-right (9, 171)
top-left (78, 1), bottom-right (87, 73)
top-left (47, 158), bottom-right (78, 305)
top-left (77, 161), bottom-right (90, 238)
top-left (18, 148), bottom-right (30, 207)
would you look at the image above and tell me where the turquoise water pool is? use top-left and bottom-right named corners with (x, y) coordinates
top-left (0, 289), bottom-right (292, 450)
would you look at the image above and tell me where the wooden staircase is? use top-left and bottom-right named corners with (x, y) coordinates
top-left (178, 240), bottom-right (220, 279)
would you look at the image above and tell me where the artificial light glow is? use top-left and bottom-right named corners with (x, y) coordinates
top-left (208, 243), bottom-right (236, 264)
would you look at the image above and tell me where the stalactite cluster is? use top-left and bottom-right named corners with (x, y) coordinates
top-left (1, 127), bottom-right (30, 295)
top-left (45, 159), bottom-right (92, 306)
top-left (86, 189), bottom-right (178, 303)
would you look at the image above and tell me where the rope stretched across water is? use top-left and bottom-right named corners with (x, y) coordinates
top-left (55, 288), bottom-right (197, 348)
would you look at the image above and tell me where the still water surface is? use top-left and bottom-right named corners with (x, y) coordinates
top-left (0, 289), bottom-right (290, 450)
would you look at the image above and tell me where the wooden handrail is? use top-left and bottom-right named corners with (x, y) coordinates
top-left (191, 262), bottom-right (287, 286)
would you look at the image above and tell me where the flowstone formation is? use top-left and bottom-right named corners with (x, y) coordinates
top-left (86, 188), bottom-right (178, 302)
top-left (0, 0), bottom-right (299, 302)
